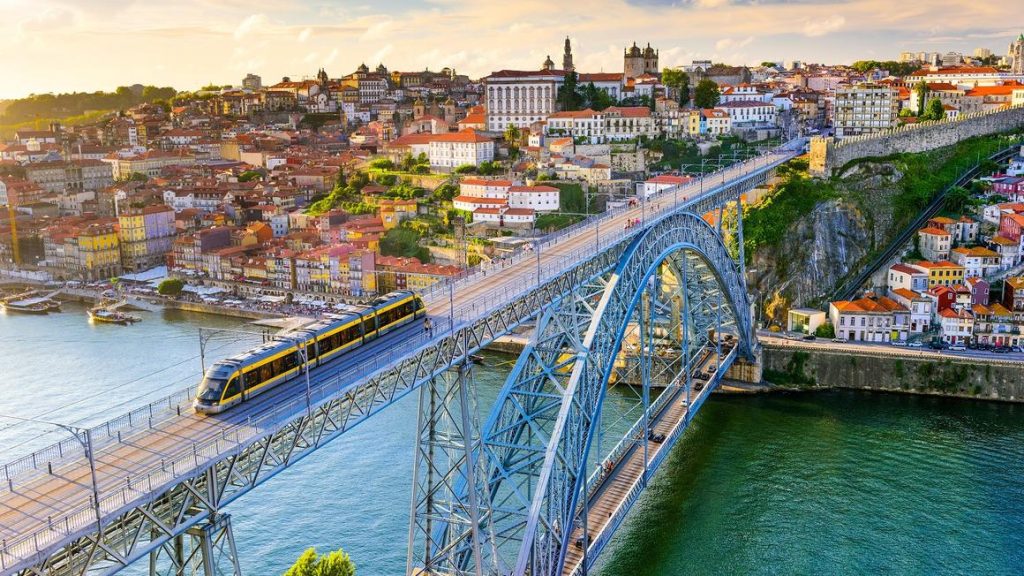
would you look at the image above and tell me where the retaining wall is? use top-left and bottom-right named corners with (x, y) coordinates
top-left (763, 344), bottom-right (1024, 402)
top-left (810, 105), bottom-right (1024, 176)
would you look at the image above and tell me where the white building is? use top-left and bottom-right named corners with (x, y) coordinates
top-left (428, 130), bottom-right (495, 171)
top-left (483, 69), bottom-right (563, 131)
top-left (888, 288), bottom-right (933, 333)
top-left (508, 185), bottom-right (560, 211)
top-left (833, 83), bottom-right (899, 138)
top-left (717, 101), bottom-right (776, 127)
top-left (637, 174), bottom-right (694, 199)
top-left (546, 109), bottom-right (606, 143)
top-left (459, 179), bottom-right (514, 199)
top-left (938, 308), bottom-right (974, 344)
top-left (888, 263), bottom-right (929, 293)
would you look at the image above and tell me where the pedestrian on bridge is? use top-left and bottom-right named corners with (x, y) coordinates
top-left (424, 317), bottom-right (433, 338)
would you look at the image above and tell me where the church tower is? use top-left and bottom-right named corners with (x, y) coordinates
top-left (1012, 33), bottom-right (1024, 76)
top-left (562, 37), bottom-right (574, 72)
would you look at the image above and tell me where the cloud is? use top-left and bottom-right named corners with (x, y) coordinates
top-left (803, 15), bottom-right (846, 37)
top-left (297, 27), bottom-right (312, 42)
top-left (17, 6), bottom-right (77, 34)
top-left (715, 36), bottom-right (754, 51)
top-left (233, 13), bottom-right (270, 40)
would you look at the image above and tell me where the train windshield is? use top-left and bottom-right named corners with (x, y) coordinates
top-left (196, 365), bottom-right (233, 401)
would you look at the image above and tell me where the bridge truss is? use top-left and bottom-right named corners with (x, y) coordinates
top-left (407, 209), bottom-right (757, 576)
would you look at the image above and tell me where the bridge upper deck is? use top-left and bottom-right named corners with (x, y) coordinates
top-left (0, 150), bottom-right (793, 574)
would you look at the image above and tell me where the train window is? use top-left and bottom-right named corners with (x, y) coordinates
top-left (363, 317), bottom-right (377, 333)
top-left (224, 377), bottom-right (240, 399)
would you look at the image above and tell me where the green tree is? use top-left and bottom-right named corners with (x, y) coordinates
top-left (369, 158), bottom-right (394, 170)
top-left (157, 278), bottom-right (184, 296)
top-left (238, 170), bottom-right (263, 182)
top-left (913, 80), bottom-right (929, 115)
top-left (661, 68), bottom-right (691, 106)
top-left (693, 79), bottom-right (721, 109)
top-left (380, 227), bottom-right (431, 262)
top-left (945, 186), bottom-right (972, 214)
top-left (432, 182), bottom-right (459, 202)
top-left (127, 172), bottom-right (148, 182)
top-left (557, 71), bottom-right (581, 111)
top-left (922, 97), bottom-right (946, 122)
top-left (284, 547), bottom-right (355, 576)
top-left (760, 61), bottom-right (778, 68)
top-left (814, 322), bottom-right (836, 338)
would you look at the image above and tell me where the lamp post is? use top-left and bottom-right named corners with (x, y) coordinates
top-left (0, 415), bottom-right (103, 535)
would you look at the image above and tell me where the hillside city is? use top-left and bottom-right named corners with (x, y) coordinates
top-left (2, 36), bottom-right (1024, 349)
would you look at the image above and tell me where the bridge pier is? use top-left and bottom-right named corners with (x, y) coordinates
top-left (148, 514), bottom-right (241, 576)
top-left (724, 347), bottom-right (763, 384)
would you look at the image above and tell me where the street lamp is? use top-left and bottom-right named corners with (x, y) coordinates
top-left (0, 414), bottom-right (102, 534)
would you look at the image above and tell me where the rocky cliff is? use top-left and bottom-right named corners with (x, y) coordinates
top-left (746, 161), bottom-right (912, 324)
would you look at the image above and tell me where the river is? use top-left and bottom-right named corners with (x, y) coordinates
top-left (2, 305), bottom-right (1022, 575)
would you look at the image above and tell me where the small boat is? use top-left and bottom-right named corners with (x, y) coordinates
top-left (1, 301), bottom-right (50, 315)
top-left (44, 300), bottom-right (62, 312)
top-left (88, 308), bottom-right (140, 325)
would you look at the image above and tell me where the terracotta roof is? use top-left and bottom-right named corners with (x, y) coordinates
top-left (890, 263), bottom-right (924, 275)
top-left (429, 129), bottom-right (492, 144)
top-left (509, 185), bottom-right (559, 193)
top-left (453, 195), bottom-right (507, 205)
top-left (918, 227), bottom-right (950, 236)
top-left (891, 288), bottom-right (922, 300)
top-left (461, 178), bottom-right (512, 187)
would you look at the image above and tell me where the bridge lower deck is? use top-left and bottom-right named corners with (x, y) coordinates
top-left (561, 349), bottom-right (726, 575)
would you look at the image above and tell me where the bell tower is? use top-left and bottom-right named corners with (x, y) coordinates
top-left (562, 37), bottom-right (574, 72)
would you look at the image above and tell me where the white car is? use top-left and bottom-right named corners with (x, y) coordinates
top-left (908, 342), bottom-right (923, 348)
top-left (949, 345), bottom-right (967, 352)
top-left (893, 340), bottom-right (908, 347)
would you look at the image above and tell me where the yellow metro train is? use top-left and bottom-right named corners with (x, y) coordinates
top-left (194, 291), bottom-right (425, 414)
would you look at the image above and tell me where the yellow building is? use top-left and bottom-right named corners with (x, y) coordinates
top-left (77, 223), bottom-right (121, 279)
top-left (686, 109), bottom-right (702, 136)
top-left (915, 260), bottom-right (965, 288)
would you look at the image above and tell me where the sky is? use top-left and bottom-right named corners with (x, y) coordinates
top-left (1, 0), bottom-right (1022, 99)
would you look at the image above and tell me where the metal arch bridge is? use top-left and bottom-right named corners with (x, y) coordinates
top-left (0, 148), bottom-right (796, 576)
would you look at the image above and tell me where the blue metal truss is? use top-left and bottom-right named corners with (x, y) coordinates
top-left (431, 211), bottom-right (758, 576)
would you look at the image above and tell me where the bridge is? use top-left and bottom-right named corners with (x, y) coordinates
top-left (0, 145), bottom-right (798, 576)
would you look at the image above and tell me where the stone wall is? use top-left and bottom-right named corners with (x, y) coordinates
top-left (763, 344), bottom-right (1024, 402)
top-left (810, 105), bottom-right (1024, 176)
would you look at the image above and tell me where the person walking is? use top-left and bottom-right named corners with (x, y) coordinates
top-left (424, 317), bottom-right (433, 338)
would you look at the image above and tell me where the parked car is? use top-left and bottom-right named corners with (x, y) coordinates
top-left (893, 340), bottom-right (908, 347)
top-left (802, 334), bottom-right (816, 341)
top-left (908, 342), bottom-right (923, 348)
top-left (949, 344), bottom-right (967, 352)
top-left (993, 346), bottom-right (1011, 354)
top-left (832, 337), bottom-right (846, 343)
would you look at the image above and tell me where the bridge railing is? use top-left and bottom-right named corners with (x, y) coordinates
top-left (582, 344), bottom-right (711, 501)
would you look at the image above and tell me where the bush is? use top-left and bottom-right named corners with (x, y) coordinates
top-left (157, 278), bottom-right (184, 296)
top-left (285, 547), bottom-right (355, 576)
top-left (454, 164), bottom-right (477, 174)
top-left (369, 158), bottom-right (394, 170)
top-left (377, 174), bottom-right (398, 186)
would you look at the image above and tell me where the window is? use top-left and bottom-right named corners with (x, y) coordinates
top-left (224, 377), bottom-right (240, 399)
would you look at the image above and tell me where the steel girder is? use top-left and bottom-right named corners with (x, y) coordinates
top-left (468, 211), bottom-right (754, 576)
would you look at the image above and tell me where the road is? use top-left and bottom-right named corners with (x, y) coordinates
top-left (0, 150), bottom-right (795, 572)
top-left (758, 333), bottom-right (1024, 364)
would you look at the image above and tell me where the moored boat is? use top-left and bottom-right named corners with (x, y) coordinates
top-left (87, 308), bottom-right (140, 325)
top-left (1, 301), bottom-right (50, 314)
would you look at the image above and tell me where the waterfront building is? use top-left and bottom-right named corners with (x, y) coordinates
top-left (118, 205), bottom-right (176, 271)
top-left (829, 295), bottom-right (909, 343)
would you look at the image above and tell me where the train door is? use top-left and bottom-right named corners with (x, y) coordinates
top-left (225, 374), bottom-right (243, 406)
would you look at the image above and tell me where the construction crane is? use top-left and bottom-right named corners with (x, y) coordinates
top-left (6, 202), bottom-right (19, 266)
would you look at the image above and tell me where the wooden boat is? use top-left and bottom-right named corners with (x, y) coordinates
top-left (87, 308), bottom-right (140, 325)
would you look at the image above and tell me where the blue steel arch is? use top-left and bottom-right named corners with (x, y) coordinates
top-left (474, 210), bottom-right (756, 576)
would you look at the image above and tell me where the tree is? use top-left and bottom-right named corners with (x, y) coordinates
top-left (913, 80), bottom-right (929, 114)
top-left (661, 68), bottom-right (691, 106)
top-left (504, 125), bottom-right (521, 162)
top-left (760, 61), bottom-right (778, 68)
top-left (157, 278), bottom-right (184, 296)
top-left (284, 547), bottom-right (355, 576)
top-left (369, 158), bottom-right (394, 170)
top-left (432, 182), bottom-right (459, 202)
top-left (922, 97), bottom-right (946, 122)
top-left (814, 322), bottom-right (836, 338)
top-left (945, 186), bottom-right (972, 214)
top-left (693, 79), bottom-right (720, 109)
top-left (126, 172), bottom-right (149, 182)
top-left (557, 71), bottom-right (581, 111)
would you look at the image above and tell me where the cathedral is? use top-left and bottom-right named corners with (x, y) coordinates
top-left (624, 42), bottom-right (658, 79)
top-left (542, 37), bottom-right (575, 72)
